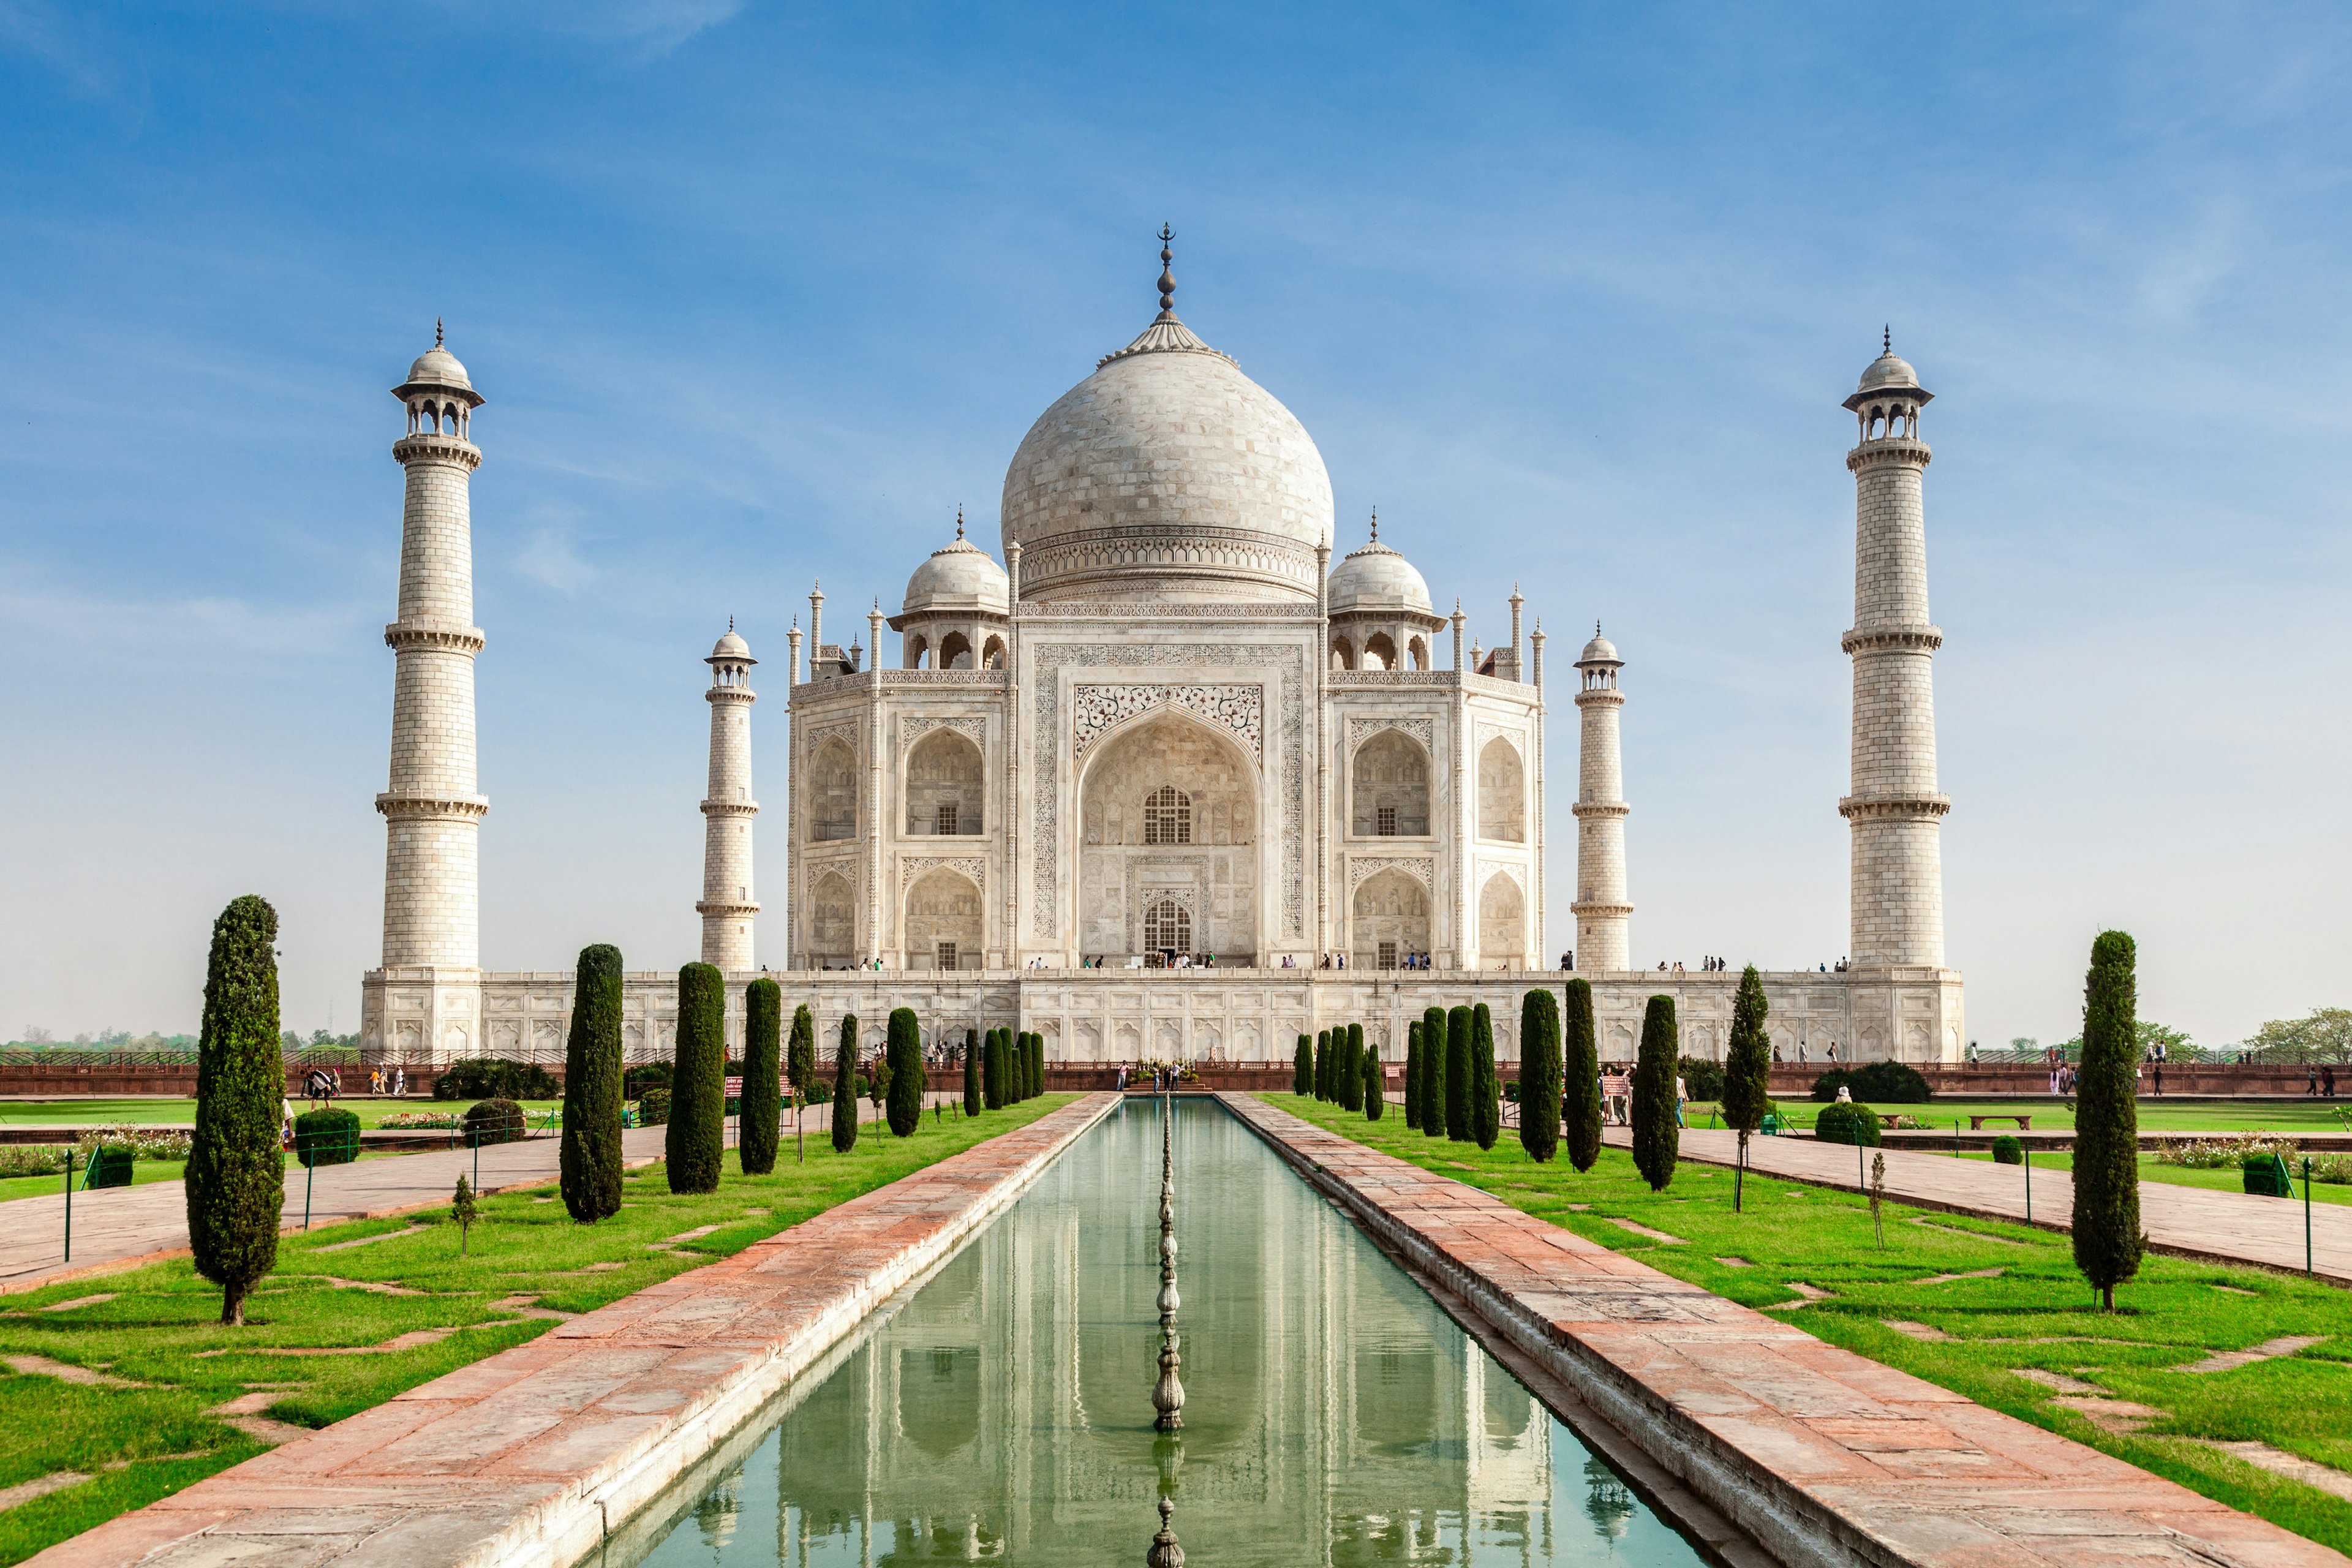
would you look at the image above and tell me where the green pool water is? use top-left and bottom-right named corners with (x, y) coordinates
top-left (615, 1098), bottom-right (1708, 1566)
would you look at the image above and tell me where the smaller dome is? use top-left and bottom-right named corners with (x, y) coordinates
top-left (1577, 625), bottom-right (1621, 665)
top-left (407, 345), bottom-right (473, 391)
top-left (1326, 521), bottom-right (1435, 617)
top-left (1856, 349), bottom-right (1919, 394)
top-left (901, 523), bottom-right (1009, 618)
top-left (710, 627), bottom-right (752, 662)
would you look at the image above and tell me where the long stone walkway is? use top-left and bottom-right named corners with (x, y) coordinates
top-left (1608, 1125), bottom-right (2352, 1284)
top-left (28, 1093), bottom-right (1118, 1568)
top-left (1229, 1095), bottom-right (2346, 1568)
top-left (0, 1093), bottom-right (957, 1294)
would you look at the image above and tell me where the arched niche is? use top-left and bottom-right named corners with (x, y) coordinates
top-left (805, 870), bottom-right (856, 968)
top-left (1477, 872), bottom-right (1525, 967)
top-left (810, 737), bottom-right (858, 842)
top-left (1351, 867), bottom-right (1430, 971)
top-left (938, 631), bottom-right (973, 669)
top-left (981, 634), bottom-right (1006, 669)
top-left (1077, 710), bottom-right (1257, 959)
top-left (1351, 728), bottom-right (1430, 837)
top-left (1330, 635), bottom-right (1354, 671)
top-left (903, 633), bottom-right (930, 670)
top-left (905, 867), bottom-right (981, 971)
top-left (905, 728), bottom-right (982, 835)
top-left (1477, 736), bottom-right (1525, 842)
top-left (1363, 631), bottom-right (1397, 671)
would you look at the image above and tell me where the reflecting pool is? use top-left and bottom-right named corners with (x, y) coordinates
top-left (615, 1098), bottom-right (1707, 1566)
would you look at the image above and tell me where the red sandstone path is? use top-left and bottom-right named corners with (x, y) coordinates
top-left (1606, 1125), bottom-right (2352, 1285)
top-left (0, 1093), bottom-right (963, 1294)
top-left (1229, 1095), bottom-right (2347, 1568)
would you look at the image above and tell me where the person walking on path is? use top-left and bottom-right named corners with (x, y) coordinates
top-left (1675, 1071), bottom-right (1688, 1129)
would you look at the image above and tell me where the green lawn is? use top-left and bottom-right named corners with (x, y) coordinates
top-left (0, 1149), bottom-right (427, 1207)
top-left (0, 1098), bottom-right (564, 1129)
top-left (1917, 1146), bottom-right (2352, 1207)
top-left (1269, 1093), bottom-right (2352, 1555)
top-left (0, 1096), bottom-right (1074, 1566)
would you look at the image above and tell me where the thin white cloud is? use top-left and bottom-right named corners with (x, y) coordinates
top-left (514, 526), bottom-right (598, 594)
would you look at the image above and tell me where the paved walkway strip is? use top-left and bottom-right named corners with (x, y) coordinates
top-left (1607, 1126), bottom-right (2352, 1284)
top-left (26, 1093), bottom-right (1118, 1568)
top-left (0, 1095), bottom-right (955, 1294)
top-left (1223, 1095), bottom-right (2346, 1568)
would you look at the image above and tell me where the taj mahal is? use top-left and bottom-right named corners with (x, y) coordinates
top-left (360, 236), bottom-right (1962, 1070)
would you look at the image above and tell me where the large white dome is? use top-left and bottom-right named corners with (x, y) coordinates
top-left (1000, 279), bottom-right (1333, 604)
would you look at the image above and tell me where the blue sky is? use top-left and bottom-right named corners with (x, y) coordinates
top-left (2, 1), bottom-right (2345, 1050)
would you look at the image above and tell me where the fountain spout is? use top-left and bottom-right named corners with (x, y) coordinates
top-left (1146, 1494), bottom-right (1186, 1568)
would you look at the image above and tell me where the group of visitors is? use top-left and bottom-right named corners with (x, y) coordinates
top-left (364, 1066), bottom-right (409, 1096)
top-left (2306, 1065), bottom-right (2339, 1098)
top-left (1655, 958), bottom-right (1733, 974)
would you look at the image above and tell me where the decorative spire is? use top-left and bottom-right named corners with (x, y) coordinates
top-left (1369, 506), bottom-right (1379, 543)
top-left (1596, 618), bottom-right (1603, 636)
top-left (955, 504), bottom-right (965, 540)
top-left (1882, 324), bottom-right (1891, 356)
top-left (1156, 224), bottom-right (1176, 316)
top-left (435, 317), bottom-right (444, 349)
top-left (727, 614), bottom-right (734, 633)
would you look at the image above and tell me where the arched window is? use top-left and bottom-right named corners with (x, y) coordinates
top-left (1144, 899), bottom-right (1191, 954)
top-left (905, 634), bottom-right (930, 670)
top-left (1364, 632), bottom-right (1397, 671)
top-left (1477, 737), bottom-right (1525, 842)
top-left (981, 635), bottom-right (1006, 669)
top-left (1143, 785), bottom-right (1191, 845)
top-left (939, 631), bottom-right (973, 669)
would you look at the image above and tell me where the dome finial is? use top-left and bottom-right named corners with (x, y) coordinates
top-left (727, 614), bottom-right (734, 632)
top-left (1369, 506), bottom-right (1378, 543)
top-left (1156, 224), bottom-right (1177, 315)
top-left (435, 317), bottom-right (444, 349)
top-left (1882, 324), bottom-right (1891, 356)
top-left (956, 503), bottom-right (965, 540)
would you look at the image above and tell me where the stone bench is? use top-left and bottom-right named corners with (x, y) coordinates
top-left (1968, 1113), bottom-right (2032, 1131)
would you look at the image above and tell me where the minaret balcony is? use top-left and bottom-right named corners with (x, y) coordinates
top-left (384, 622), bottom-right (487, 655)
top-left (700, 799), bottom-right (760, 818)
top-left (1840, 624), bottom-right (1942, 655)
top-left (1838, 794), bottom-right (1951, 821)
top-left (376, 790), bottom-right (489, 821)
top-left (1845, 437), bottom-right (1932, 473)
top-left (391, 431), bottom-right (482, 469)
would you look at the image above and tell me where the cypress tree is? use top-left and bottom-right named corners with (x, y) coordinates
top-left (963, 1028), bottom-right (982, 1117)
top-left (667, 962), bottom-right (727, 1193)
top-left (1363, 1047), bottom-right (1385, 1121)
top-left (1721, 965), bottom-right (1771, 1212)
top-left (1562, 978), bottom-right (1602, 1172)
top-left (1470, 1004), bottom-right (1501, 1150)
top-left (1314, 1030), bottom-right (1330, 1100)
top-left (560, 943), bottom-right (625, 1220)
top-left (1631, 995), bottom-right (1679, 1192)
top-left (1403, 1022), bottom-right (1423, 1130)
top-left (1444, 1006), bottom-right (1472, 1140)
top-left (2074, 930), bottom-right (2144, 1310)
top-left (1294, 1034), bottom-right (1311, 1096)
top-left (1033, 1032), bottom-right (1046, 1097)
top-left (1420, 1006), bottom-right (1447, 1136)
top-left (787, 1003), bottom-right (818, 1163)
top-left (831, 1014), bottom-right (860, 1152)
top-left (981, 1028), bottom-right (1001, 1109)
top-left (186, 894), bottom-right (285, 1327)
top-left (1017, 1031), bottom-right (1032, 1101)
top-left (740, 978), bottom-right (782, 1175)
top-left (1346, 1023), bottom-right (1366, 1112)
top-left (886, 1008), bottom-right (923, 1136)
top-left (1518, 988), bottom-right (1561, 1163)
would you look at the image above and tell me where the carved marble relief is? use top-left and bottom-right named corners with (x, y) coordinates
top-left (1072, 684), bottom-right (1262, 763)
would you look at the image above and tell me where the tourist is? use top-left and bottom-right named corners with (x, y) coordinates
top-left (2326, 1065), bottom-right (2339, 1098)
top-left (1834, 1084), bottom-right (1852, 1104)
top-left (2310, 1066), bottom-right (2322, 1099)
top-left (304, 1066), bottom-right (335, 1109)
top-left (1560, 951), bottom-right (1572, 971)
top-left (393, 1065), bottom-right (406, 1097)
top-left (1675, 1071), bottom-right (1687, 1128)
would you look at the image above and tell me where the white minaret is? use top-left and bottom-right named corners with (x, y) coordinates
top-left (1570, 625), bottom-right (1630, 971)
top-left (1841, 333), bottom-right (1949, 969)
top-left (379, 323), bottom-right (488, 974)
top-left (698, 622), bottom-right (759, 971)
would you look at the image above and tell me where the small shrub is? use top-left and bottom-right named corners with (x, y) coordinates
top-left (625, 1061), bottom-right (674, 1102)
top-left (464, 1098), bottom-right (527, 1147)
top-left (1991, 1134), bottom-right (2024, 1166)
top-left (1678, 1056), bottom-right (1726, 1102)
top-left (435, 1058), bottom-right (560, 1102)
top-left (81, 1146), bottom-right (135, 1188)
top-left (1812, 1060), bottom-right (1934, 1104)
top-left (635, 1088), bottom-right (670, 1126)
top-left (293, 1108), bottom-right (361, 1166)
top-left (1813, 1101), bottom-right (1880, 1146)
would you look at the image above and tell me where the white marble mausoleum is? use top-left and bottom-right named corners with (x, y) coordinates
top-left (360, 243), bottom-right (1964, 1069)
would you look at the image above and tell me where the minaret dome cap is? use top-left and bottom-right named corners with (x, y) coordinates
top-left (1844, 337), bottom-right (1931, 411)
top-left (1576, 624), bottom-right (1621, 666)
top-left (393, 333), bottom-right (484, 407)
top-left (708, 625), bottom-right (754, 665)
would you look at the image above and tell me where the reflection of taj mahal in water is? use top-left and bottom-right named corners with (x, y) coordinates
top-left (360, 241), bottom-right (1963, 1068)
top-left (624, 1103), bottom-right (1626, 1567)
